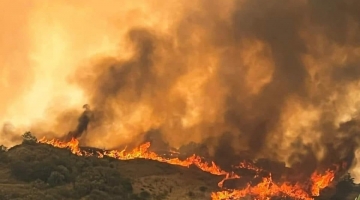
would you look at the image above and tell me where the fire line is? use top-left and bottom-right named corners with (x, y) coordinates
top-left (38, 137), bottom-right (336, 200)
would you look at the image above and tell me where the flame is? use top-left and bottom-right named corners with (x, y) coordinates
top-left (211, 177), bottom-right (310, 200)
top-left (38, 137), bottom-right (336, 200)
top-left (38, 137), bottom-right (227, 175)
top-left (310, 170), bottom-right (335, 196)
top-left (211, 174), bottom-right (331, 200)
top-left (235, 161), bottom-right (264, 173)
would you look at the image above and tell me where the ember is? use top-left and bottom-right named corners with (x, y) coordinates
top-left (38, 137), bottom-right (337, 200)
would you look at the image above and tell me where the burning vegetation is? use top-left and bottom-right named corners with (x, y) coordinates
top-left (36, 135), bottom-right (347, 200)
top-left (0, 133), bottom-right (358, 200)
top-left (2, 0), bottom-right (360, 199)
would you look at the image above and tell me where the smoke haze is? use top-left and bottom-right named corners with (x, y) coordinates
top-left (1, 0), bottom-right (360, 181)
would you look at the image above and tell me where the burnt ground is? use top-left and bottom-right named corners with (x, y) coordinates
top-left (0, 142), bottom-right (359, 200)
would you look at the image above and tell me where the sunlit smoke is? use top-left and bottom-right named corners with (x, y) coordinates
top-left (1, 0), bottom-right (360, 182)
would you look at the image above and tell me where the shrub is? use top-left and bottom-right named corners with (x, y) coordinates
top-left (47, 171), bottom-right (65, 187)
top-left (328, 173), bottom-right (356, 200)
top-left (336, 173), bottom-right (355, 195)
top-left (22, 132), bottom-right (37, 144)
top-left (74, 181), bottom-right (92, 197)
top-left (31, 161), bottom-right (56, 182)
top-left (73, 167), bottom-right (134, 198)
top-left (10, 160), bottom-right (57, 182)
top-left (10, 160), bottom-right (32, 181)
top-left (55, 165), bottom-right (71, 182)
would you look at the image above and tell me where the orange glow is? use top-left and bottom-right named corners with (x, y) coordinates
top-left (212, 171), bottom-right (336, 200)
top-left (2, 1), bottom-right (360, 184)
top-left (38, 137), bottom-right (336, 200)
top-left (310, 170), bottom-right (335, 196)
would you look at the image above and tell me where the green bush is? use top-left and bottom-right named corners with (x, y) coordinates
top-left (73, 167), bottom-right (134, 198)
top-left (22, 132), bottom-right (37, 145)
top-left (31, 161), bottom-right (57, 182)
top-left (5, 139), bottom-right (138, 199)
top-left (55, 165), bottom-right (71, 182)
top-left (47, 171), bottom-right (65, 187)
top-left (9, 147), bottom-right (79, 185)
top-left (10, 160), bottom-right (33, 181)
top-left (74, 181), bottom-right (92, 197)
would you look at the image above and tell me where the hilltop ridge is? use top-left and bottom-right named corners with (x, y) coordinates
top-left (0, 137), bottom-right (360, 200)
top-left (0, 141), bottom-right (220, 200)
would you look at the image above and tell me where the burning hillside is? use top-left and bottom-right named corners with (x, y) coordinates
top-left (2, 1), bottom-right (360, 199)
top-left (37, 136), bottom-right (344, 200)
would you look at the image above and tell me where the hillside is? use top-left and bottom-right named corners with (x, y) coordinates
top-left (0, 142), bottom-right (220, 200)
top-left (0, 140), bottom-right (360, 200)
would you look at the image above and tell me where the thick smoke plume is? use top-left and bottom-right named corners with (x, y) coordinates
top-left (2, 0), bottom-right (360, 180)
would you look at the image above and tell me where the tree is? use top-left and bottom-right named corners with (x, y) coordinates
top-left (22, 132), bottom-right (37, 144)
top-left (0, 145), bottom-right (7, 152)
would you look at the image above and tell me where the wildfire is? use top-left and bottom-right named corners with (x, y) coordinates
top-left (310, 170), bottom-right (335, 196)
top-left (38, 137), bottom-right (336, 200)
top-left (212, 176), bottom-right (315, 200)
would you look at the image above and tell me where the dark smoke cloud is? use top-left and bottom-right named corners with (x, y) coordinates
top-left (309, 0), bottom-right (360, 46)
top-left (62, 0), bottom-right (360, 175)
top-left (227, 0), bottom-right (308, 153)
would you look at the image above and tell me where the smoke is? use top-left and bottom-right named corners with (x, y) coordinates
top-left (2, 0), bottom-right (360, 181)
top-left (0, 0), bottom-right (35, 143)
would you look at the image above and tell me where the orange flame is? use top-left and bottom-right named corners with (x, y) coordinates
top-left (310, 170), bottom-right (335, 196)
top-left (212, 175), bottom-right (322, 200)
top-left (38, 137), bottom-right (336, 200)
